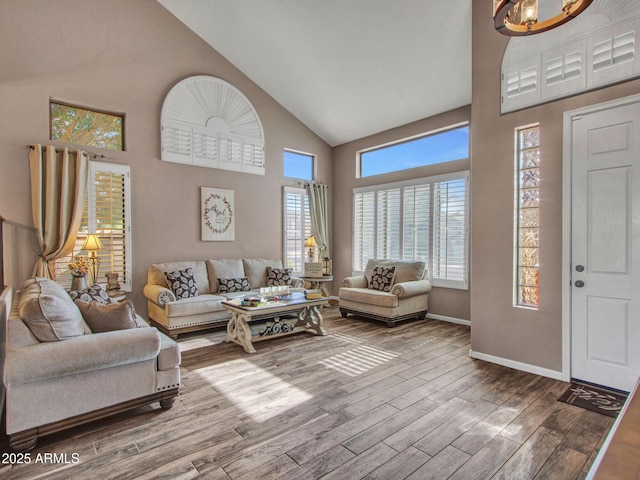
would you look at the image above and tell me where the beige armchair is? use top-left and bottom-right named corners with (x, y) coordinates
top-left (339, 259), bottom-right (432, 327)
top-left (3, 278), bottom-right (180, 452)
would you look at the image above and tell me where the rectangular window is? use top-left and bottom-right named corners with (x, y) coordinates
top-left (54, 162), bottom-right (132, 290)
top-left (359, 124), bottom-right (469, 178)
top-left (284, 150), bottom-right (314, 180)
top-left (515, 124), bottom-right (540, 308)
top-left (353, 171), bottom-right (469, 289)
top-left (50, 100), bottom-right (125, 151)
top-left (283, 186), bottom-right (312, 275)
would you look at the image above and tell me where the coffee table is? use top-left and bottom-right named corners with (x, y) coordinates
top-left (221, 292), bottom-right (329, 353)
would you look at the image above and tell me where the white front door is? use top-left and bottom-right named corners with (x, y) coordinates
top-left (570, 99), bottom-right (640, 392)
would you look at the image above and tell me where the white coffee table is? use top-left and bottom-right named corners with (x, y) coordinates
top-left (221, 292), bottom-right (329, 353)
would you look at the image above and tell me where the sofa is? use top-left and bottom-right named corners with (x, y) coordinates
top-left (3, 277), bottom-right (180, 452)
top-left (339, 259), bottom-right (432, 327)
top-left (143, 258), bottom-right (303, 337)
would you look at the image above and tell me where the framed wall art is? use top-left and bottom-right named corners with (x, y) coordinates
top-left (201, 187), bottom-right (235, 241)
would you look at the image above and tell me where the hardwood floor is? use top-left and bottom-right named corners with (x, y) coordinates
top-left (0, 307), bottom-right (614, 479)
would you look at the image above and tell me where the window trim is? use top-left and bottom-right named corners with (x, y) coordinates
top-left (353, 170), bottom-right (470, 290)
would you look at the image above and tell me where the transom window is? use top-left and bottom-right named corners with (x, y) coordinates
top-left (358, 124), bottom-right (469, 178)
top-left (284, 150), bottom-right (314, 181)
top-left (50, 100), bottom-right (124, 151)
top-left (353, 171), bottom-right (469, 289)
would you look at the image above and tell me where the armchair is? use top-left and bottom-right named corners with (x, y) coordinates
top-left (339, 259), bottom-right (432, 327)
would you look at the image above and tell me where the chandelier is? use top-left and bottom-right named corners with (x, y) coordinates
top-left (493, 0), bottom-right (593, 36)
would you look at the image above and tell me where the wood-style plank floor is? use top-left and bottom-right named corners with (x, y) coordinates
top-left (0, 307), bottom-right (614, 479)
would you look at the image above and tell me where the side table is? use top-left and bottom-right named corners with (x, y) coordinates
top-left (107, 289), bottom-right (127, 302)
top-left (300, 275), bottom-right (333, 297)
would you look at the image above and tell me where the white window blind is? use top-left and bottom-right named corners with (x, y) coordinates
top-left (433, 178), bottom-right (468, 288)
top-left (376, 188), bottom-right (401, 260)
top-left (353, 171), bottom-right (469, 289)
top-left (283, 186), bottom-right (311, 275)
top-left (54, 162), bottom-right (132, 290)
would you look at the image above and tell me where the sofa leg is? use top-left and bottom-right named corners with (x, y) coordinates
top-left (386, 320), bottom-right (397, 328)
top-left (160, 394), bottom-right (178, 410)
top-left (9, 429), bottom-right (38, 452)
top-left (340, 308), bottom-right (348, 318)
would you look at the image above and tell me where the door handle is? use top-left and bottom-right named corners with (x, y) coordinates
top-left (575, 265), bottom-right (584, 272)
top-left (575, 280), bottom-right (585, 288)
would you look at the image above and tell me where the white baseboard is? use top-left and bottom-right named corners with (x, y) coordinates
top-left (468, 349), bottom-right (564, 381)
top-left (426, 313), bottom-right (471, 326)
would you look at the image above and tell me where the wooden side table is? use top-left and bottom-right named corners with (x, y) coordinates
top-left (300, 275), bottom-right (334, 297)
top-left (107, 289), bottom-right (127, 302)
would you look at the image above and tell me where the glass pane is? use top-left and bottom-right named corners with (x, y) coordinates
top-left (521, 189), bottom-right (539, 208)
top-left (360, 125), bottom-right (469, 177)
top-left (519, 227), bottom-right (539, 247)
top-left (519, 248), bottom-right (539, 267)
top-left (284, 150), bottom-right (314, 180)
top-left (50, 101), bottom-right (124, 150)
top-left (520, 127), bottom-right (539, 149)
top-left (520, 149), bottom-right (539, 168)
top-left (520, 208), bottom-right (539, 227)
top-left (519, 286), bottom-right (539, 307)
top-left (519, 267), bottom-right (538, 286)
top-left (520, 169), bottom-right (539, 188)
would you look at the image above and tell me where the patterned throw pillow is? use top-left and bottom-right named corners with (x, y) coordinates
top-left (69, 283), bottom-right (115, 304)
top-left (218, 277), bottom-right (251, 293)
top-left (368, 266), bottom-right (396, 292)
top-left (164, 268), bottom-right (199, 299)
top-left (265, 267), bottom-right (293, 286)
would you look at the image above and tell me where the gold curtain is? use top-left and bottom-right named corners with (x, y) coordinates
top-left (29, 144), bottom-right (89, 278)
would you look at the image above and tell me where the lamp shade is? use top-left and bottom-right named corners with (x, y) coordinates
top-left (304, 235), bottom-right (317, 248)
top-left (81, 234), bottom-right (103, 252)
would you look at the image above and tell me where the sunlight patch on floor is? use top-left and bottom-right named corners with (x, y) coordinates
top-left (319, 344), bottom-right (400, 377)
top-left (203, 358), bottom-right (313, 422)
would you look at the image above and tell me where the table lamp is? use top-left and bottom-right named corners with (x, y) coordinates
top-left (82, 234), bottom-right (103, 285)
top-left (304, 235), bottom-right (317, 262)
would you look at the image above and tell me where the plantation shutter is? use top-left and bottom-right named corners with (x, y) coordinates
top-left (376, 188), bottom-right (401, 260)
top-left (542, 41), bottom-right (586, 100)
top-left (54, 162), bottom-right (131, 290)
top-left (90, 164), bottom-right (131, 290)
top-left (403, 184), bottom-right (431, 265)
top-left (353, 191), bottom-right (375, 272)
top-left (432, 175), bottom-right (468, 288)
top-left (283, 186), bottom-right (311, 274)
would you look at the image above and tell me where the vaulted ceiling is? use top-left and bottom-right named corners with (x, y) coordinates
top-left (157, 0), bottom-right (473, 147)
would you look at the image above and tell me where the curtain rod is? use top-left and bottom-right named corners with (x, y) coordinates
top-left (26, 145), bottom-right (106, 160)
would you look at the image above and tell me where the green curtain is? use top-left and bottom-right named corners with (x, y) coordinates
top-left (306, 182), bottom-right (330, 260)
top-left (29, 144), bottom-right (89, 279)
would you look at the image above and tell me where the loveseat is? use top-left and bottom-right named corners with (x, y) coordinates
top-left (144, 258), bottom-right (303, 337)
top-left (339, 259), bottom-right (432, 327)
top-left (3, 277), bottom-right (180, 452)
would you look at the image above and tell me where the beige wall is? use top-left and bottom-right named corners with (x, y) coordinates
top-left (332, 106), bottom-right (471, 320)
top-left (0, 0), bottom-right (331, 315)
top-left (471, 0), bottom-right (640, 372)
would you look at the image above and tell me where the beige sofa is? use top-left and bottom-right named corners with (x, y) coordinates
top-left (144, 258), bottom-right (303, 337)
top-left (339, 259), bottom-right (432, 327)
top-left (3, 277), bottom-right (180, 452)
